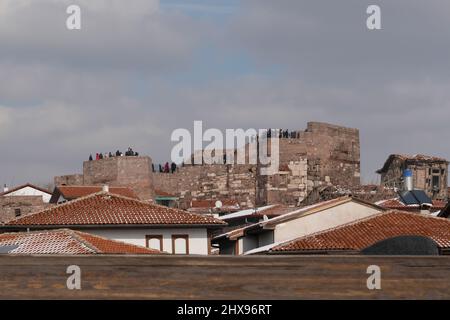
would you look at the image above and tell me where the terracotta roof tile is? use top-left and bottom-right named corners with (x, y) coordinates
top-left (378, 199), bottom-right (447, 210)
top-left (55, 185), bottom-right (138, 200)
top-left (0, 229), bottom-right (160, 254)
top-left (154, 189), bottom-right (177, 198)
top-left (272, 211), bottom-right (450, 252)
top-left (4, 192), bottom-right (226, 227)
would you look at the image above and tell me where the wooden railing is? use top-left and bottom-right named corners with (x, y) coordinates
top-left (0, 255), bottom-right (449, 299)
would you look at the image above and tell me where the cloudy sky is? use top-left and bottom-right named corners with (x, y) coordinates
top-left (1, 0), bottom-right (450, 187)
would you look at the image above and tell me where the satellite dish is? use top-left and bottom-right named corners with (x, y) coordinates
top-left (215, 200), bottom-right (223, 208)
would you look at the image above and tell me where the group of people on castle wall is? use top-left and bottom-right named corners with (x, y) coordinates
top-left (266, 128), bottom-right (300, 139)
top-left (153, 162), bottom-right (177, 174)
top-left (88, 147), bottom-right (139, 161)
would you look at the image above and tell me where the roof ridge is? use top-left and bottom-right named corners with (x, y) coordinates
top-left (270, 209), bottom-right (450, 252)
top-left (264, 196), bottom-right (353, 225)
top-left (72, 230), bottom-right (161, 254)
top-left (0, 228), bottom-right (98, 254)
top-left (215, 197), bottom-right (355, 240)
top-left (6, 191), bottom-right (107, 224)
top-left (5, 191), bottom-right (226, 227)
top-left (67, 229), bottom-right (101, 253)
top-left (0, 183), bottom-right (52, 196)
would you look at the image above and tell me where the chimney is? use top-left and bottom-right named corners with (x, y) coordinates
top-left (403, 169), bottom-right (413, 191)
top-left (3, 184), bottom-right (8, 193)
top-left (102, 185), bottom-right (109, 193)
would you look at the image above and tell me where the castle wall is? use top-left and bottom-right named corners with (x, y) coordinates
top-left (53, 122), bottom-right (361, 208)
top-left (54, 174), bottom-right (84, 186)
top-left (83, 156), bottom-right (154, 200)
top-left (154, 122), bottom-right (360, 208)
top-left (153, 164), bottom-right (257, 209)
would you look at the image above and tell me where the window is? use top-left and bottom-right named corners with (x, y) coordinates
top-left (172, 234), bottom-right (189, 254)
top-left (145, 235), bottom-right (163, 251)
top-left (14, 209), bottom-right (21, 217)
top-left (432, 176), bottom-right (440, 190)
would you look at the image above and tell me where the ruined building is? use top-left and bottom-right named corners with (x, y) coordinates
top-left (54, 122), bottom-right (360, 209)
top-left (153, 122), bottom-right (360, 208)
top-left (376, 154), bottom-right (449, 200)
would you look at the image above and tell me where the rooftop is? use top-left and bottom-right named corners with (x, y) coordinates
top-left (219, 204), bottom-right (294, 221)
top-left (214, 196), bottom-right (384, 241)
top-left (50, 185), bottom-right (138, 202)
top-left (0, 229), bottom-right (161, 255)
top-left (3, 192), bottom-right (226, 228)
top-left (377, 198), bottom-right (447, 211)
top-left (0, 183), bottom-right (52, 196)
top-left (271, 211), bottom-right (450, 253)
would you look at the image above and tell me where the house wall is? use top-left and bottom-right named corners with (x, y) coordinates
top-left (0, 196), bottom-right (50, 223)
top-left (81, 227), bottom-right (209, 255)
top-left (3, 187), bottom-right (51, 203)
top-left (242, 235), bottom-right (259, 253)
top-left (273, 202), bottom-right (382, 243)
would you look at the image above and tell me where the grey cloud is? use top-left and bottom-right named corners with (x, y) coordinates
top-left (1, 0), bottom-right (450, 187)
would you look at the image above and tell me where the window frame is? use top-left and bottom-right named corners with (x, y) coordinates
top-left (171, 234), bottom-right (189, 255)
top-left (145, 235), bottom-right (163, 251)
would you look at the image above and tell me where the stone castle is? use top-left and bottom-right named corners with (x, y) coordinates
top-left (55, 122), bottom-right (361, 208)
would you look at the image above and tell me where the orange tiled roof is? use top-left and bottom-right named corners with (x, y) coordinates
top-left (379, 199), bottom-right (447, 210)
top-left (4, 192), bottom-right (226, 227)
top-left (272, 211), bottom-right (450, 253)
top-left (55, 185), bottom-right (138, 200)
top-left (154, 189), bottom-right (177, 198)
top-left (0, 229), bottom-right (160, 255)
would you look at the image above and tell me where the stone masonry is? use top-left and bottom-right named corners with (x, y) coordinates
top-left (0, 196), bottom-right (50, 223)
top-left (55, 156), bottom-right (154, 201)
top-left (154, 122), bottom-right (360, 208)
top-left (54, 122), bottom-right (360, 208)
top-left (377, 154), bottom-right (448, 200)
